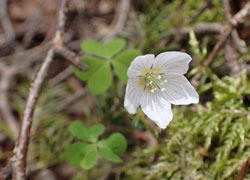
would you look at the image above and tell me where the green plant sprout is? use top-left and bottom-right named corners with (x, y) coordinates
top-left (73, 38), bottom-right (141, 94)
top-left (64, 121), bottom-right (127, 170)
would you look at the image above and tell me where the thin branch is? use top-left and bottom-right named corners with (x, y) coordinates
top-left (0, 43), bottom-right (49, 65)
top-left (191, 2), bottom-right (250, 87)
top-left (104, 0), bottom-right (130, 40)
top-left (55, 90), bottom-right (87, 112)
top-left (222, 0), bottom-right (246, 52)
top-left (231, 30), bottom-right (246, 52)
top-left (53, 0), bottom-right (87, 72)
top-left (176, 22), bottom-right (223, 43)
top-left (230, 2), bottom-right (250, 26)
top-left (221, 0), bottom-right (245, 76)
top-left (186, 22), bottom-right (223, 34)
top-left (10, 0), bottom-right (68, 179)
top-left (0, 0), bottom-right (15, 40)
top-left (204, 25), bottom-right (233, 66)
top-left (48, 66), bottom-right (73, 87)
top-left (12, 49), bottom-right (55, 180)
top-left (54, 46), bottom-right (87, 71)
top-left (222, 0), bottom-right (232, 21)
top-left (0, 63), bottom-right (18, 137)
top-left (237, 157), bottom-right (250, 180)
top-left (204, 1), bottom-right (250, 66)
top-left (224, 43), bottom-right (241, 76)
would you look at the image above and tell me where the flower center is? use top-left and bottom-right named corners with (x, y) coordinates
top-left (138, 66), bottom-right (167, 93)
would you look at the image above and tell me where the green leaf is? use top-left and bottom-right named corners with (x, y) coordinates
top-left (73, 67), bottom-right (85, 81)
top-left (73, 57), bottom-right (105, 81)
top-left (69, 121), bottom-right (89, 141)
top-left (73, 58), bottom-right (112, 94)
top-left (80, 145), bottom-right (98, 169)
top-left (88, 61), bottom-right (112, 94)
top-left (98, 141), bottom-right (123, 163)
top-left (88, 124), bottom-right (105, 142)
top-left (112, 49), bottom-right (141, 82)
top-left (81, 38), bottom-right (126, 59)
top-left (64, 142), bottom-right (89, 166)
top-left (105, 133), bottom-right (127, 155)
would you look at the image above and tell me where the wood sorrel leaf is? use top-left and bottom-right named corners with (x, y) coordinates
top-left (112, 49), bottom-right (141, 82)
top-left (98, 141), bottom-right (123, 163)
top-left (81, 38), bottom-right (126, 59)
top-left (80, 145), bottom-right (98, 169)
top-left (104, 132), bottom-right (127, 155)
top-left (88, 61), bottom-right (112, 94)
top-left (74, 57), bottom-right (112, 94)
top-left (69, 121), bottom-right (89, 141)
top-left (88, 124), bottom-right (105, 142)
top-left (64, 142), bottom-right (89, 166)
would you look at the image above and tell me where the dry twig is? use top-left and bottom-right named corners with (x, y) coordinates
top-left (191, 2), bottom-right (250, 87)
top-left (54, 46), bottom-right (87, 71)
top-left (55, 90), bottom-right (87, 112)
top-left (104, 0), bottom-right (130, 39)
top-left (222, 0), bottom-right (247, 52)
top-left (0, 0), bottom-right (15, 40)
top-left (222, 0), bottom-right (232, 21)
top-left (0, 63), bottom-right (18, 136)
top-left (205, 1), bottom-right (250, 65)
top-left (237, 157), bottom-right (250, 180)
top-left (204, 25), bottom-right (233, 66)
top-left (48, 66), bottom-right (73, 86)
top-left (11, 48), bottom-right (55, 180)
top-left (8, 0), bottom-right (87, 179)
top-left (0, 43), bottom-right (49, 65)
top-left (176, 22), bottom-right (223, 43)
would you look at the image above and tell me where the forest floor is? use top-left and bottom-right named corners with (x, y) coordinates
top-left (0, 0), bottom-right (250, 179)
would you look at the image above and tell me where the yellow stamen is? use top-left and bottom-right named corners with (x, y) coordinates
top-left (137, 66), bottom-right (167, 93)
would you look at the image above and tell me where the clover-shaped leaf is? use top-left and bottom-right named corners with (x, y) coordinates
top-left (81, 38), bottom-right (126, 59)
top-left (69, 121), bottom-right (105, 143)
top-left (74, 57), bottom-right (112, 94)
top-left (97, 133), bottom-right (127, 163)
top-left (69, 121), bottom-right (89, 142)
top-left (88, 61), bottom-right (112, 94)
top-left (80, 145), bottom-right (98, 169)
top-left (88, 124), bottom-right (105, 142)
top-left (75, 38), bottom-right (141, 94)
top-left (98, 141), bottom-right (123, 163)
top-left (104, 133), bottom-right (127, 155)
top-left (73, 57), bottom-right (104, 81)
top-left (112, 49), bottom-right (141, 82)
top-left (64, 142), bottom-right (89, 166)
top-left (65, 121), bottom-right (128, 170)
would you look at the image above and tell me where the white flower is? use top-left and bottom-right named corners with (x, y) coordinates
top-left (124, 51), bottom-right (199, 129)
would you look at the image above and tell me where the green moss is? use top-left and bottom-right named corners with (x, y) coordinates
top-left (138, 0), bottom-right (225, 52)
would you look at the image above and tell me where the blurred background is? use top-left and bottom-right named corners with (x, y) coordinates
top-left (0, 0), bottom-right (250, 179)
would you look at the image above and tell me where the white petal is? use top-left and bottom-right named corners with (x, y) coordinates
top-left (127, 54), bottom-right (155, 78)
top-left (163, 74), bottom-right (199, 105)
top-left (124, 78), bottom-right (142, 114)
top-left (154, 51), bottom-right (192, 74)
top-left (141, 93), bottom-right (173, 128)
